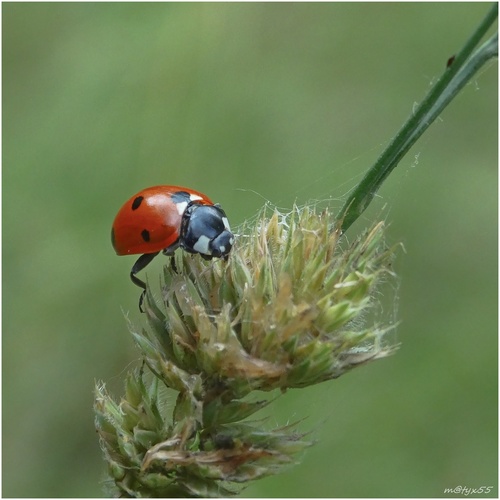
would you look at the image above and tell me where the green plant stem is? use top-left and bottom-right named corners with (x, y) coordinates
top-left (338, 3), bottom-right (498, 233)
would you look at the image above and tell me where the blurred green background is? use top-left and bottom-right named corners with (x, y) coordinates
top-left (3, 3), bottom-right (497, 497)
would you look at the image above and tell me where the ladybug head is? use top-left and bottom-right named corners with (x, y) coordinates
top-left (180, 204), bottom-right (234, 259)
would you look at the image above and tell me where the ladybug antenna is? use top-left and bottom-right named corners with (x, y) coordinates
top-left (130, 252), bottom-right (159, 312)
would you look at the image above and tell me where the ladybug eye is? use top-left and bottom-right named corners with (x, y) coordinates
top-left (210, 230), bottom-right (234, 258)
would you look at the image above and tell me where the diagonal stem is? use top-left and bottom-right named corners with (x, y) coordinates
top-left (337, 3), bottom-right (498, 233)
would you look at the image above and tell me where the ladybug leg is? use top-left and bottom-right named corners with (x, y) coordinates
top-left (170, 255), bottom-right (178, 274)
top-left (130, 252), bottom-right (159, 313)
top-left (161, 244), bottom-right (179, 274)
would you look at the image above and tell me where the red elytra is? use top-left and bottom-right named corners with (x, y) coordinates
top-left (112, 185), bottom-right (213, 256)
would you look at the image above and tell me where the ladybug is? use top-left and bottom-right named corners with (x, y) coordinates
top-left (112, 185), bottom-right (234, 311)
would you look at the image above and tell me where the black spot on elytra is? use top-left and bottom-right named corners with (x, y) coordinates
top-left (132, 196), bottom-right (144, 210)
top-left (141, 229), bottom-right (150, 242)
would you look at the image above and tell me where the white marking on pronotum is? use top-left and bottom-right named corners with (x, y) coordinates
top-left (193, 235), bottom-right (211, 255)
top-left (189, 194), bottom-right (203, 202)
top-left (222, 217), bottom-right (231, 231)
top-left (175, 201), bottom-right (188, 215)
